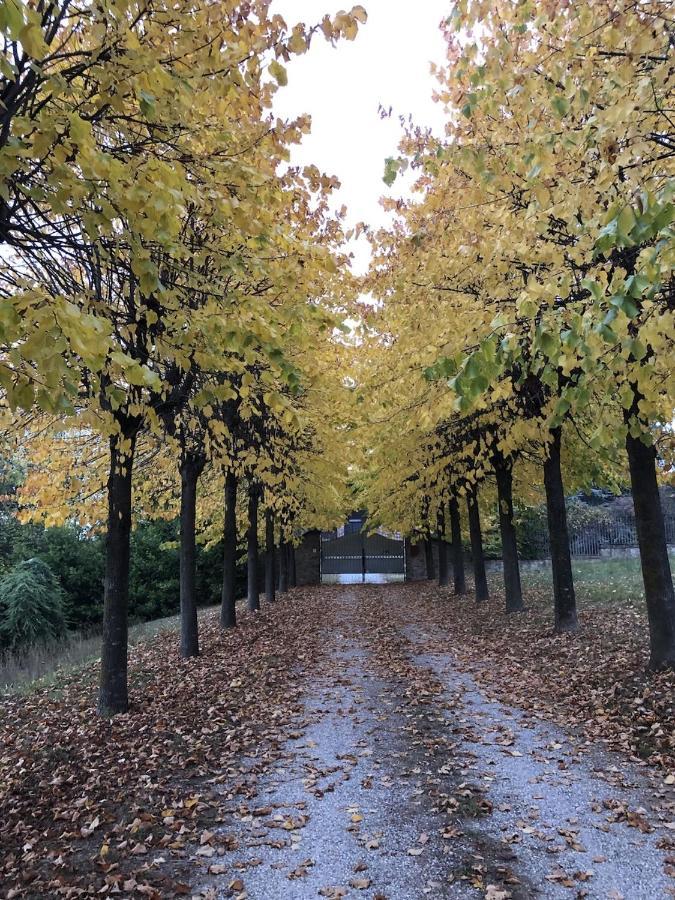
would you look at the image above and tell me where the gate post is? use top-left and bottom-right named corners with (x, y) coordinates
top-left (361, 534), bottom-right (366, 583)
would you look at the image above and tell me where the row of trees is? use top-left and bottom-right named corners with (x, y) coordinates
top-left (1, 0), bottom-right (366, 712)
top-left (359, 0), bottom-right (674, 668)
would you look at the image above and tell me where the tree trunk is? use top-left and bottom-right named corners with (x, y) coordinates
top-left (179, 456), bottom-right (204, 658)
top-left (247, 483), bottom-right (260, 612)
top-left (424, 538), bottom-right (435, 580)
top-left (437, 507), bottom-right (449, 587)
top-left (220, 470), bottom-right (238, 629)
top-left (278, 540), bottom-right (289, 593)
top-left (466, 486), bottom-right (489, 603)
top-left (99, 432), bottom-right (136, 716)
top-left (494, 452), bottom-right (524, 612)
top-left (289, 544), bottom-right (297, 588)
top-left (626, 431), bottom-right (675, 669)
top-left (543, 427), bottom-right (577, 632)
top-left (265, 508), bottom-right (276, 604)
top-left (449, 496), bottom-right (466, 595)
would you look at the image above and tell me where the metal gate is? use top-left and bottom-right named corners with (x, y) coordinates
top-left (321, 531), bottom-right (405, 584)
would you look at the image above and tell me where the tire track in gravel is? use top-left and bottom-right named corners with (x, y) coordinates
top-left (191, 586), bottom-right (674, 899)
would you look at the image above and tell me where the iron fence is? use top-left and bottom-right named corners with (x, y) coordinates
top-left (531, 511), bottom-right (675, 558)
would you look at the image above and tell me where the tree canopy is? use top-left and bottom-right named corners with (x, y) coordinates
top-left (1, 0), bottom-right (673, 710)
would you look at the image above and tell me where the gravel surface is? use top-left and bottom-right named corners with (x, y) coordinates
top-left (193, 588), bottom-right (675, 900)
top-left (406, 624), bottom-right (674, 899)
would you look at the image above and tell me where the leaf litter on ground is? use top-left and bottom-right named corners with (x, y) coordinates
top-left (1, 581), bottom-right (675, 898)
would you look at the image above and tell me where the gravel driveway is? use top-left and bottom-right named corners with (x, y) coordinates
top-left (193, 587), bottom-right (675, 900)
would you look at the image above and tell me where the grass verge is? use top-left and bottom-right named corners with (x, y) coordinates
top-left (0, 604), bottom-right (221, 696)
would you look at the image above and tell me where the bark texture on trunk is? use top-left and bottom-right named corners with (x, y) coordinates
top-left (449, 496), bottom-right (466, 595)
top-left (179, 456), bottom-right (204, 658)
top-left (466, 486), bottom-right (489, 603)
top-left (247, 484), bottom-right (260, 612)
top-left (99, 433), bottom-right (136, 716)
top-left (220, 470), bottom-right (238, 629)
top-left (289, 544), bottom-right (297, 588)
top-left (626, 431), bottom-right (675, 669)
top-left (494, 452), bottom-right (524, 612)
top-left (437, 508), bottom-right (449, 587)
top-left (543, 428), bottom-right (577, 632)
top-left (424, 538), bottom-right (435, 581)
top-left (278, 540), bottom-right (289, 593)
top-left (265, 508), bottom-right (276, 604)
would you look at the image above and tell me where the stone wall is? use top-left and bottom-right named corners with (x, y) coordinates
top-left (294, 530), bottom-right (321, 586)
top-left (405, 538), bottom-right (473, 582)
top-left (405, 538), bottom-right (428, 581)
top-left (405, 538), bottom-right (450, 581)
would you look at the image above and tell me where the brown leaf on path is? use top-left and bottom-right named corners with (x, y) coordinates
top-left (573, 870), bottom-right (594, 881)
top-left (485, 886), bottom-right (512, 900)
top-left (319, 887), bottom-right (348, 898)
top-left (545, 866), bottom-right (575, 888)
top-left (208, 864), bottom-right (228, 875)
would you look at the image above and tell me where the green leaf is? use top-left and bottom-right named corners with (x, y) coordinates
top-left (555, 397), bottom-right (571, 416)
top-left (551, 96), bottom-right (569, 117)
top-left (269, 60), bottom-right (288, 86)
top-left (619, 382), bottom-right (634, 409)
top-left (12, 378), bottom-right (34, 410)
top-left (383, 157), bottom-right (399, 187)
top-left (651, 202), bottom-right (674, 232)
top-left (471, 373), bottom-right (489, 394)
top-left (464, 353), bottom-right (482, 379)
top-left (616, 205), bottom-right (636, 243)
top-left (561, 329), bottom-right (578, 349)
top-left (443, 357), bottom-right (458, 377)
top-left (628, 337), bottom-right (647, 361)
top-left (610, 294), bottom-right (639, 318)
top-left (0, 0), bottom-right (25, 39)
top-left (624, 273), bottom-right (650, 298)
top-left (597, 323), bottom-right (617, 344)
top-left (594, 219), bottom-right (618, 255)
top-left (581, 278), bottom-right (604, 303)
top-left (537, 328), bottom-right (558, 358)
top-left (139, 91), bottom-right (156, 119)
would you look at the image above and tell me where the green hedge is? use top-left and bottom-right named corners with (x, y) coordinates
top-left (0, 516), bottom-right (245, 643)
top-left (0, 558), bottom-right (69, 650)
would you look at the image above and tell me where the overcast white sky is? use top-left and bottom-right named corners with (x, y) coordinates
top-left (271, 0), bottom-right (450, 272)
